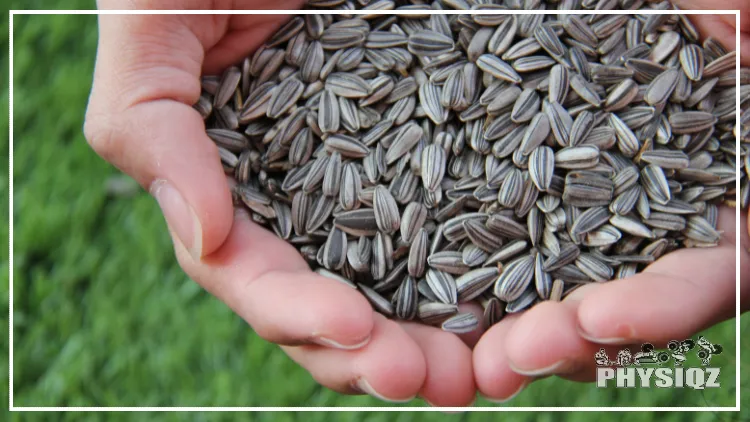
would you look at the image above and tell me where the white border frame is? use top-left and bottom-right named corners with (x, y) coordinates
top-left (7, 8), bottom-right (742, 412)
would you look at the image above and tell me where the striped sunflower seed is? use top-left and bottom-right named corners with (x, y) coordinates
top-left (408, 30), bottom-right (455, 57)
top-left (494, 254), bottom-right (535, 302)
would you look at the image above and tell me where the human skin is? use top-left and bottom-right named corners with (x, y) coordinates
top-left (84, 0), bottom-right (748, 405)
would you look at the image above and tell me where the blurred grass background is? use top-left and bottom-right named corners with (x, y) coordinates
top-left (5, 5), bottom-right (749, 420)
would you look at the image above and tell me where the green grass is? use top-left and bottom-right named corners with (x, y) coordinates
top-left (6, 10), bottom-right (749, 420)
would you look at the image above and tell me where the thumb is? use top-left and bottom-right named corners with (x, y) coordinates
top-left (84, 13), bottom-right (232, 259)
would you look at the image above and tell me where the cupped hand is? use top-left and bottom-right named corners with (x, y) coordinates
top-left (474, 207), bottom-right (748, 401)
top-left (475, 6), bottom-right (749, 401)
top-left (84, 0), bottom-right (476, 406)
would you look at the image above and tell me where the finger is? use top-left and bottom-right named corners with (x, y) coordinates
top-left (473, 315), bottom-right (533, 402)
top-left (503, 299), bottom-right (624, 382)
top-left (576, 207), bottom-right (745, 345)
top-left (505, 207), bottom-right (743, 381)
top-left (283, 313), bottom-right (426, 402)
top-left (84, 13), bottom-right (233, 259)
top-left (504, 300), bottom-right (589, 378)
top-left (172, 208), bottom-right (374, 349)
top-left (399, 323), bottom-right (476, 407)
top-left (96, 0), bottom-right (303, 75)
top-left (201, 10), bottom-right (305, 75)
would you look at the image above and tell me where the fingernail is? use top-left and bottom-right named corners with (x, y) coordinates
top-left (310, 334), bottom-right (371, 350)
top-left (351, 378), bottom-right (414, 403)
top-left (150, 179), bottom-right (202, 261)
top-left (577, 322), bottom-right (635, 345)
top-left (483, 380), bottom-right (529, 404)
top-left (578, 332), bottom-right (629, 345)
top-left (509, 359), bottom-right (570, 376)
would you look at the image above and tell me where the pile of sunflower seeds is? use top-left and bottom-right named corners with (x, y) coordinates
top-left (195, 6), bottom-right (738, 334)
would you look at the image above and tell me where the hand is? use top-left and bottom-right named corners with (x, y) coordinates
top-left (473, 5), bottom-right (749, 400)
top-left (474, 207), bottom-right (747, 400)
top-left (84, 0), bottom-right (476, 406)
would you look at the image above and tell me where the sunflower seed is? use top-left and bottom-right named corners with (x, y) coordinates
top-left (609, 214), bottom-right (655, 238)
top-left (605, 78), bottom-right (639, 111)
top-left (386, 123), bottom-right (423, 164)
top-left (456, 267), bottom-right (499, 302)
top-left (684, 215), bottom-right (721, 243)
top-left (535, 24), bottom-right (565, 58)
top-left (477, 54), bottom-right (523, 83)
top-left (464, 219), bottom-right (504, 252)
top-left (529, 146), bottom-right (555, 191)
top-left (394, 276), bottom-right (418, 320)
top-left (555, 145), bottom-right (600, 169)
top-left (497, 168), bottom-right (524, 208)
top-left (547, 101), bottom-right (573, 146)
top-left (494, 254), bottom-right (535, 302)
top-left (639, 150), bottom-right (689, 169)
top-left (215, 66), bottom-right (242, 109)
top-left (323, 227), bottom-right (348, 270)
top-left (644, 68), bottom-right (679, 107)
top-left (505, 288), bottom-right (538, 313)
top-left (441, 312), bottom-right (479, 334)
top-left (704, 51), bottom-right (736, 78)
top-left (511, 89), bottom-right (541, 123)
top-left (520, 113), bottom-right (551, 154)
top-left (534, 252), bottom-right (553, 300)
top-left (609, 113), bottom-right (640, 157)
top-left (426, 269), bottom-right (458, 305)
top-left (408, 30), bottom-right (455, 57)
top-left (373, 185), bottom-right (401, 234)
top-left (267, 77), bottom-right (304, 119)
top-left (669, 111), bottom-right (718, 134)
top-left (570, 74), bottom-right (603, 107)
top-left (322, 152), bottom-right (343, 197)
top-left (418, 301), bottom-right (459, 325)
top-left (333, 208), bottom-right (378, 237)
top-left (427, 251), bottom-right (471, 275)
top-left (462, 243), bottom-right (489, 267)
top-left (575, 253), bottom-right (612, 282)
top-left (419, 82), bottom-right (447, 124)
top-left (570, 206), bottom-right (610, 237)
top-left (359, 283), bottom-right (394, 316)
top-left (645, 212), bottom-right (687, 231)
top-left (641, 164), bottom-right (672, 205)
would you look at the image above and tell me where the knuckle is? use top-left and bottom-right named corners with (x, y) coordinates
top-left (83, 109), bottom-right (123, 164)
